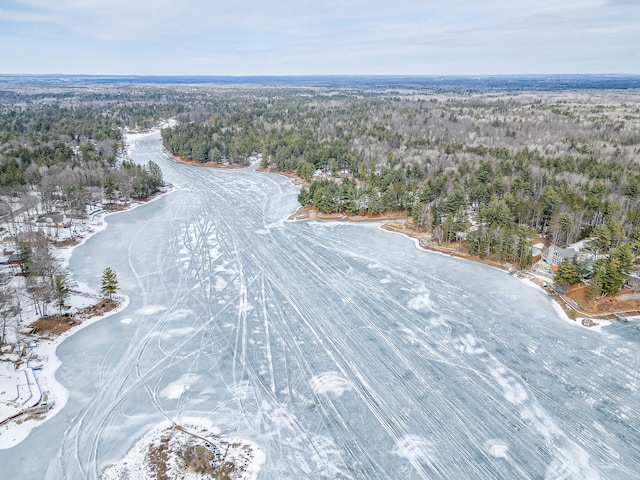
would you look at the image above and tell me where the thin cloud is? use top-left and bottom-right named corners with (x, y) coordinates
top-left (0, 0), bottom-right (638, 74)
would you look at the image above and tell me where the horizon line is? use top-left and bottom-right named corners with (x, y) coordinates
top-left (2, 73), bottom-right (639, 77)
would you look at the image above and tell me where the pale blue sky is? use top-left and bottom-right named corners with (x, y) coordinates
top-left (1, 0), bottom-right (638, 75)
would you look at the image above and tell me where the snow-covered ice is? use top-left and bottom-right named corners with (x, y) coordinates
top-left (0, 129), bottom-right (639, 479)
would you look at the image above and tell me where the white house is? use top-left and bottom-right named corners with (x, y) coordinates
top-left (541, 244), bottom-right (576, 267)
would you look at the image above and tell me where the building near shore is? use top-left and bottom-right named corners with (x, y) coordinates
top-left (541, 244), bottom-right (577, 267)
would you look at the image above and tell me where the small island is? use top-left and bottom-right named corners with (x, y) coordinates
top-left (102, 420), bottom-right (264, 480)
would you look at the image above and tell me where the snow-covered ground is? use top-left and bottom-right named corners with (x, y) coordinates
top-left (0, 129), bottom-right (638, 479)
top-left (0, 295), bottom-right (129, 448)
top-left (0, 129), bottom-right (173, 447)
top-left (0, 184), bottom-right (173, 446)
top-left (102, 417), bottom-right (264, 480)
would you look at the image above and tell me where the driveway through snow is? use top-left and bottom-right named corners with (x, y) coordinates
top-left (1, 130), bottom-right (639, 479)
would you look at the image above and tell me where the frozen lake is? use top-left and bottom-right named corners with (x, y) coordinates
top-left (2, 130), bottom-right (639, 479)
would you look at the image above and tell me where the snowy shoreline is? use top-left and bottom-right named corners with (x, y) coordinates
top-left (279, 171), bottom-right (623, 333)
top-left (0, 130), bottom-right (175, 450)
top-left (380, 223), bottom-right (617, 332)
top-left (1, 126), bottom-right (267, 479)
top-left (0, 296), bottom-right (131, 449)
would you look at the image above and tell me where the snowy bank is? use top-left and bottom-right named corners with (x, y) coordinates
top-left (0, 295), bottom-right (129, 449)
top-left (0, 127), bottom-right (175, 449)
top-left (381, 223), bottom-right (616, 333)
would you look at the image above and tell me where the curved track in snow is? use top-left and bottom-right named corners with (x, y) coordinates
top-left (2, 130), bottom-right (639, 479)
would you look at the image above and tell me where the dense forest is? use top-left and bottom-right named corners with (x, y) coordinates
top-left (0, 86), bottom-right (176, 214)
top-left (0, 83), bottom-right (177, 327)
top-left (160, 87), bottom-right (640, 297)
top-left (2, 79), bottom-right (640, 298)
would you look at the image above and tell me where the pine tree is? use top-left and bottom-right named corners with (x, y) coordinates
top-left (588, 265), bottom-right (604, 300)
top-left (260, 148), bottom-right (269, 168)
top-left (553, 257), bottom-right (579, 290)
top-left (591, 255), bottom-right (626, 297)
top-left (102, 175), bottom-right (116, 203)
top-left (101, 268), bottom-right (119, 299)
top-left (147, 161), bottom-right (164, 189)
top-left (601, 258), bottom-right (624, 296)
top-left (17, 241), bottom-right (32, 277)
top-left (612, 244), bottom-right (633, 277)
top-left (54, 275), bottom-right (70, 314)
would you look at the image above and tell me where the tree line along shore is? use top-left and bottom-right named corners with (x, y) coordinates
top-left (1, 77), bottom-right (639, 463)
top-left (0, 81), bottom-right (169, 369)
top-left (159, 86), bottom-right (640, 307)
top-left (2, 80), bottom-right (640, 330)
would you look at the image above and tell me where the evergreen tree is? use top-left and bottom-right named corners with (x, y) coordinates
top-left (612, 244), bottom-right (633, 277)
top-left (16, 241), bottom-right (32, 277)
top-left (148, 161), bottom-right (164, 188)
top-left (554, 258), bottom-right (580, 290)
top-left (101, 267), bottom-right (119, 299)
top-left (102, 175), bottom-right (116, 203)
top-left (601, 258), bottom-right (624, 296)
top-left (590, 254), bottom-right (628, 297)
top-left (54, 275), bottom-right (70, 314)
top-left (297, 187), bottom-right (312, 206)
top-left (588, 262), bottom-right (605, 300)
top-left (589, 224), bottom-right (612, 254)
top-left (297, 162), bottom-right (315, 182)
top-left (260, 149), bottom-right (269, 168)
